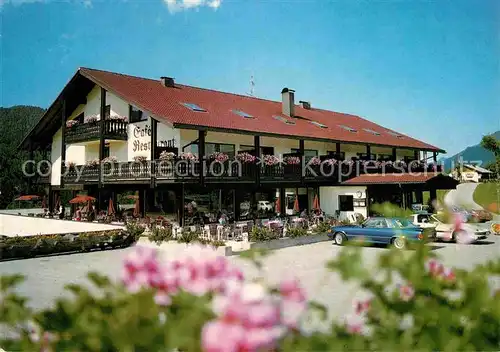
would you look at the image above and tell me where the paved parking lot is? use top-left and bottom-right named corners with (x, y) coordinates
top-left (1, 232), bottom-right (499, 328)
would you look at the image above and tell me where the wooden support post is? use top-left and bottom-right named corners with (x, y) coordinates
top-left (150, 117), bottom-right (157, 181)
top-left (299, 139), bottom-right (305, 183)
top-left (366, 145), bottom-right (371, 160)
top-left (198, 130), bottom-right (205, 186)
top-left (279, 187), bottom-right (285, 215)
top-left (98, 88), bottom-right (106, 211)
top-left (60, 99), bottom-right (67, 187)
top-left (179, 184), bottom-right (185, 226)
top-left (139, 188), bottom-right (146, 218)
top-left (392, 147), bottom-right (397, 162)
top-left (48, 185), bottom-right (54, 214)
top-left (433, 152), bottom-right (437, 162)
top-left (254, 135), bottom-right (261, 186)
top-left (414, 150), bottom-right (419, 161)
top-left (336, 142), bottom-right (341, 159)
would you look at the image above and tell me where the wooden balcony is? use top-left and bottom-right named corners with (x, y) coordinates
top-left (65, 120), bottom-right (128, 144)
top-left (59, 158), bottom-right (443, 185)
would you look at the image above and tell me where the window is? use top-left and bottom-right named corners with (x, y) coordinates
top-left (327, 151), bottom-right (345, 160)
top-left (338, 195), bottom-right (354, 211)
top-left (104, 143), bottom-right (110, 159)
top-left (129, 105), bottom-right (146, 123)
top-left (364, 218), bottom-right (388, 228)
top-left (387, 131), bottom-right (404, 138)
top-left (273, 115), bottom-right (295, 125)
top-left (181, 102), bottom-right (206, 112)
top-left (239, 145), bottom-right (274, 156)
top-left (205, 143), bottom-right (236, 158)
top-left (339, 125), bottom-right (357, 132)
top-left (75, 112), bottom-right (84, 123)
top-left (291, 148), bottom-right (318, 157)
top-left (357, 153), bottom-right (377, 160)
top-left (363, 128), bottom-right (380, 135)
top-left (104, 105), bottom-right (111, 119)
top-left (232, 109), bottom-right (254, 119)
top-left (417, 214), bottom-right (431, 223)
top-left (310, 121), bottom-right (327, 128)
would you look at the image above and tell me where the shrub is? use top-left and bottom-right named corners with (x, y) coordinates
top-left (125, 222), bottom-right (145, 239)
top-left (209, 239), bottom-right (226, 248)
top-left (177, 227), bottom-right (200, 244)
top-left (286, 226), bottom-right (307, 238)
top-left (313, 221), bottom-right (331, 234)
top-left (249, 225), bottom-right (277, 242)
top-left (149, 227), bottom-right (173, 244)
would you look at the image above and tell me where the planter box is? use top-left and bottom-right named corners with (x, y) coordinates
top-left (136, 237), bottom-right (233, 256)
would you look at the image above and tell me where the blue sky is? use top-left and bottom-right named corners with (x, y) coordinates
top-left (1, 0), bottom-right (499, 156)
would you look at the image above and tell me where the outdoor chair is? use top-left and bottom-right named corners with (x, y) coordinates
top-left (269, 222), bottom-right (283, 238)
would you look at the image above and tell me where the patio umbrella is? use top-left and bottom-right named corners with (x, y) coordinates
top-left (312, 193), bottom-right (320, 210)
top-left (293, 195), bottom-right (300, 213)
top-left (133, 198), bottom-right (140, 217)
top-left (41, 195), bottom-right (47, 209)
top-left (108, 198), bottom-right (115, 216)
top-left (15, 195), bottom-right (40, 201)
top-left (275, 197), bottom-right (280, 214)
top-left (69, 195), bottom-right (96, 204)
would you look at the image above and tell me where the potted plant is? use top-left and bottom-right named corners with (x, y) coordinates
top-left (85, 159), bottom-right (99, 167)
top-left (209, 152), bottom-right (229, 163)
top-left (159, 151), bottom-right (176, 161)
top-left (66, 120), bottom-right (78, 128)
top-left (85, 115), bottom-right (98, 124)
top-left (133, 156), bottom-right (147, 164)
top-left (101, 156), bottom-right (118, 164)
top-left (235, 152), bottom-right (256, 163)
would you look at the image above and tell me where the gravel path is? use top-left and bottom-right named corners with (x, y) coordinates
top-left (445, 183), bottom-right (482, 210)
top-left (1, 233), bottom-right (499, 329)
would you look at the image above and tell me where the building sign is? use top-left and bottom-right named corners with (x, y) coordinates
top-left (128, 118), bottom-right (180, 160)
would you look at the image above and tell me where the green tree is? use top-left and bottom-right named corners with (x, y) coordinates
top-left (481, 134), bottom-right (500, 157)
top-left (0, 106), bottom-right (45, 209)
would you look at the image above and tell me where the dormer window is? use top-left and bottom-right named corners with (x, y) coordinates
top-left (232, 109), bottom-right (254, 119)
top-left (181, 102), bottom-right (206, 112)
top-left (363, 128), bottom-right (381, 135)
top-left (388, 131), bottom-right (404, 138)
top-left (273, 115), bottom-right (295, 125)
top-left (339, 124), bottom-right (357, 132)
top-left (310, 121), bottom-right (327, 128)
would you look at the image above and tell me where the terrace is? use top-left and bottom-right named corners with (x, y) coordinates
top-left (65, 119), bottom-right (128, 144)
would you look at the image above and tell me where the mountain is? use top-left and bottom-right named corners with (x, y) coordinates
top-left (441, 131), bottom-right (500, 172)
top-left (0, 105), bottom-right (46, 209)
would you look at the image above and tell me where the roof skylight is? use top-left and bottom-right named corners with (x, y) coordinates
top-left (363, 128), bottom-right (381, 135)
top-left (273, 115), bottom-right (295, 125)
top-left (338, 124), bottom-right (357, 132)
top-left (310, 121), bottom-right (328, 128)
top-left (232, 109), bottom-right (254, 119)
top-left (387, 131), bottom-right (404, 138)
top-left (181, 102), bottom-right (206, 112)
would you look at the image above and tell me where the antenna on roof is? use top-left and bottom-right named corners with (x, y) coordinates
top-left (247, 74), bottom-right (255, 97)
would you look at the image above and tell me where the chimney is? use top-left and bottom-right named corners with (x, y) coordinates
top-left (281, 88), bottom-right (295, 117)
top-left (299, 100), bottom-right (311, 110)
top-left (160, 76), bottom-right (175, 88)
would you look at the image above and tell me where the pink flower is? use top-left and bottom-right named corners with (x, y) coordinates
top-left (202, 320), bottom-right (245, 352)
top-left (443, 268), bottom-right (456, 282)
top-left (347, 323), bottom-right (362, 334)
top-left (399, 284), bottom-right (414, 301)
top-left (355, 299), bottom-right (371, 315)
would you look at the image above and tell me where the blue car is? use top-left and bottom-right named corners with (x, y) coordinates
top-left (328, 217), bottom-right (427, 249)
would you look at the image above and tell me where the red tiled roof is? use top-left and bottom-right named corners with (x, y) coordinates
top-left (343, 173), bottom-right (440, 185)
top-left (79, 67), bottom-right (443, 152)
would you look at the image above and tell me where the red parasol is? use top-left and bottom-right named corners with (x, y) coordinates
top-left (15, 195), bottom-right (40, 201)
top-left (275, 197), bottom-right (280, 214)
top-left (133, 198), bottom-right (140, 217)
top-left (312, 194), bottom-right (320, 210)
top-left (293, 196), bottom-right (300, 213)
top-left (69, 195), bottom-right (96, 204)
top-left (41, 195), bottom-right (47, 209)
top-left (107, 198), bottom-right (115, 216)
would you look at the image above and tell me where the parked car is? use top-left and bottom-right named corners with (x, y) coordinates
top-left (409, 212), bottom-right (490, 242)
top-left (469, 209), bottom-right (493, 223)
top-left (328, 217), bottom-right (430, 250)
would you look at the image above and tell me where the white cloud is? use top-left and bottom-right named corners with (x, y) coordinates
top-left (82, 0), bottom-right (92, 8)
top-left (163, 0), bottom-right (222, 13)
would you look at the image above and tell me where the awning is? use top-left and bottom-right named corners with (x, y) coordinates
top-left (342, 173), bottom-right (458, 188)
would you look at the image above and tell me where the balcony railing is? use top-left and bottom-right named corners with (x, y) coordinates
top-left (65, 120), bottom-right (128, 144)
top-left (60, 158), bottom-right (443, 184)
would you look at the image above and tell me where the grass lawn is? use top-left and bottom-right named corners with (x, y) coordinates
top-left (473, 182), bottom-right (499, 214)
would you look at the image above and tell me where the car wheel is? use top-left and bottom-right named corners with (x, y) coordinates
top-left (392, 237), bottom-right (406, 250)
top-left (334, 232), bottom-right (345, 246)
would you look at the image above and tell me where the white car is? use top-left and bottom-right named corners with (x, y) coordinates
top-left (409, 213), bottom-right (489, 242)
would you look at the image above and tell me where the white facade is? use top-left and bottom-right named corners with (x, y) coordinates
top-left (50, 82), bottom-right (420, 186)
top-left (319, 186), bottom-right (368, 220)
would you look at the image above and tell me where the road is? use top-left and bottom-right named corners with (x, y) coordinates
top-left (445, 183), bottom-right (483, 210)
top-left (1, 231), bottom-right (499, 332)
